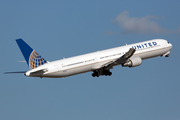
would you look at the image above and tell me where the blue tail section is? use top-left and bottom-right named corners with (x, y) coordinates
top-left (16, 39), bottom-right (48, 69)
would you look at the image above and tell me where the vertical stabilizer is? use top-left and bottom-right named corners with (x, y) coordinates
top-left (16, 39), bottom-right (48, 69)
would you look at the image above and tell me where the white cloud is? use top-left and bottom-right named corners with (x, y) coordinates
top-left (110, 11), bottom-right (176, 34)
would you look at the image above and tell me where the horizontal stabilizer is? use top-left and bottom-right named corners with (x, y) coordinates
top-left (4, 71), bottom-right (26, 74)
top-left (30, 69), bottom-right (47, 75)
top-left (24, 68), bottom-right (48, 77)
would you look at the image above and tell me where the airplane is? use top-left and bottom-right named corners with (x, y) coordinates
top-left (5, 38), bottom-right (172, 78)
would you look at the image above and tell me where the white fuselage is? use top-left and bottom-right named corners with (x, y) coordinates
top-left (25, 39), bottom-right (172, 78)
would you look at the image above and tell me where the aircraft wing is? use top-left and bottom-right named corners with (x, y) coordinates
top-left (101, 48), bottom-right (136, 70)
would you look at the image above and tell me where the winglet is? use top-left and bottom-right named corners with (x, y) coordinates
top-left (16, 39), bottom-right (48, 69)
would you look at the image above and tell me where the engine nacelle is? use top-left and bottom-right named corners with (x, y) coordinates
top-left (122, 57), bottom-right (142, 67)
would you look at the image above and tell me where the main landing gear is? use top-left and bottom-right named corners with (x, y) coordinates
top-left (103, 70), bottom-right (112, 76)
top-left (92, 70), bottom-right (112, 77)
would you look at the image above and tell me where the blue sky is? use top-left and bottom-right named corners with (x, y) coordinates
top-left (1, 0), bottom-right (180, 120)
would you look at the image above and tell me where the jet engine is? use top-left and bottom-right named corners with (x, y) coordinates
top-left (122, 57), bottom-right (142, 67)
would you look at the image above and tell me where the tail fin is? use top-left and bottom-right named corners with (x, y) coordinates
top-left (16, 39), bottom-right (48, 69)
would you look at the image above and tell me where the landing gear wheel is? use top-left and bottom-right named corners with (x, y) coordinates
top-left (103, 70), bottom-right (112, 76)
top-left (92, 71), bottom-right (99, 77)
top-left (92, 73), bottom-right (95, 77)
top-left (165, 54), bottom-right (170, 57)
top-left (108, 72), bottom-right (112, 76)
